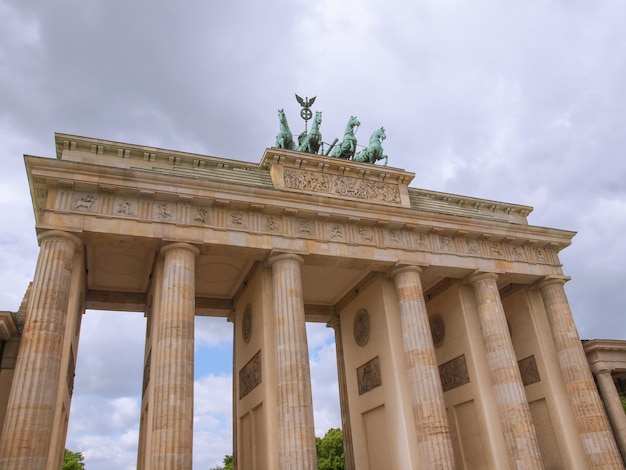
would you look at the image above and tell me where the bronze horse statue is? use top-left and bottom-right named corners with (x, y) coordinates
top-left (353, 127), bottom-right (388, 166)
top-left (329, 115), bottom-right (360, 160)
top-left (275, 109), bottom-right (295, 150)
top-left (297, 111), bottom-right (323, 154)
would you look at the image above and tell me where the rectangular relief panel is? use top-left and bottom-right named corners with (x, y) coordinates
top-left (439, 354), bottom-right (470, 392)
top-left (239, 350), bottom-right (262, 399)
top-left (357, 356), bottom-right (382, 395)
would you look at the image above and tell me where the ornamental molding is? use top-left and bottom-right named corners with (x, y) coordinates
top-left (283, 167), bottom-right (402, 204)
top-left (57, 189), bottom-right (563, 268)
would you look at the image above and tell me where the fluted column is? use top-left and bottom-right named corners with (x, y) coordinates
top-left (268, 253), bottom-right (317, 470)
top-left (538, 278), bottom-right (623, 468)
top-left (468, 272), bottom-right (544, 469)
top-left (0, 230), bottom-right (81, 469)
top-left (391, 266), bottom-right (456, 469)
top-left (327, 316), bottom-right (355, 470)
top-left (150, 243), bottom-right (199, 469)
top-left (595, 370), bottom-right (626, 463)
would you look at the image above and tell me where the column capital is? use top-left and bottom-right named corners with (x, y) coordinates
top-left (326, 315), bottom-right (341, 330)
top-left (160, 242), bottom-right (200, 257)
top-left (266, 252), bottom-right (304, 267)
top-left (37, 230), bottom-right (82, 248)
top-left (465, 271), bottom-right (498, 285)
top-left (390, 264), bottom-right (423, 278)
top-left (534, 276), bottom-right (570, 291)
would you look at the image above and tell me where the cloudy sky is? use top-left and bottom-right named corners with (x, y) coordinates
top-left (1, 0), bottom-right (625, 468)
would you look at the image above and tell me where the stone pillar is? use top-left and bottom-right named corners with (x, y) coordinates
top-left (268, 253), bottom-right (317, 470)
top-left (468, 273), bottom-right (544, 469)
top-left (149, 243), bottom-right (199, 469)
top-left (538, 278), bottom-right (623, 468)
top-left (595, 369), bottom-right (626, 464)
top-left (0, 230), bottom-right (81, 469)
top-left (327, 316), bottom-right (355, 470)
top-left (391, 266), bottom-right (456, 469)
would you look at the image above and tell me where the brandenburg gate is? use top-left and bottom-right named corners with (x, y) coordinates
top-left (0, 132), bottom-right (623, 469)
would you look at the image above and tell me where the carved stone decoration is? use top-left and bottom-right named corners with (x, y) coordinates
top-left (440, 236), bottom-right (455, 252)
top-left (242, 304), bottom-right (252, 344)
top-left (511, 245), bottom-right (525, 260)
top-left (389, 229), bottom-right (402, 244)
top-left (73, 194), bottom-right (97, 211)
top-left (465, 238), bottom-right (480, 255)
top-left (414, 233), bottom-right (430, 250)
top-left (239, 350), bottom-right (262, 399)
top-left (194, 208), bottom-right (208, 224)
top-left (535, 248), bottom-right (547, 262)
top-left (156, 202), bottom-right (173, 219)
top-left (283, 168), bottom-right (401, 204)
top-left (117, 201), bottom-right (135, 216)
top-left (490, 242), bottom-right (504, 257)
top-left (329, 225), bottom-right (343, 240)
top-left (229, 211), bottom-right (245, 227)
top-left (296, 218), bottom-right (312, 236)
top-left (358, 227), bottom-right (374, 243)
top-left (518, 355), bottom-right (541, 386)
top-left (439, 354), bottom-right (470, 392)
top-left (67, 346), bottom-right (76, 396)
top-left (353, 309), bottom-right (370, 347)
top-left (429, 314), bottom-right (445, 348)
top-left (265, 216), bottom-right (280, 232)
top-left (142, 350), bottom-right (151, 396)
top-left (357, 356), bottom-right (382, 395)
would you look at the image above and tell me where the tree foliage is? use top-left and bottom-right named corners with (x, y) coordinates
top-left (621, 396), bottom-right (626, 414)
top-left (316, 428), bottom-right (345, 470)
top-left (218, 429), bottom-right (346, 470)
top-left (209, 454), bottom-right (233, 470)
top-left (62, 448), bottom-right (85, 470)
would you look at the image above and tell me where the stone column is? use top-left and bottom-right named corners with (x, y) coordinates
top-left (468, 272), bottom-right (544, 469)
top-left (0, 230), bottom-right (81, 469)
top-left (268, 253), bottom-right (317, 470)
top-left (391, 266), bottom-right (456, 469)
top-left (538, 278), bottom-right (623, 468)
top-left (327, 316), bottom-right (355, 470)
top-left (150, 243), bottom-right (199, 469)
top-left (595, 369), bottom-right (626, 463)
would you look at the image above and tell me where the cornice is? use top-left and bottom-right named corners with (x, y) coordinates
top-left (25, 154), bottom-right (576, 252)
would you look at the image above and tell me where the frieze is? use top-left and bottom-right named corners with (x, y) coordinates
top-left (357, 356), bottom-right (381, 395)
top-left (62, 190), bottom-right (560, 268)
top-left (283, 168), bottom-right (401, 204)
top-left (518, 355), bottom-right (541, 386)
top-left (439, 354), bottom-right (470, 392)
top-left (73, 194), bottom-right (98, 212)
top-left (239, 350), bottom-right (262, 399)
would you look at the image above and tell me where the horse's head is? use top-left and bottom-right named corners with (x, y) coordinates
top-left (375, 127), bottom-right (386, 141)
top-left (278, 109), bottom-right (285, 119)
top-left (349, 115), bottom-right (361, 129)
top-left (314, 111), bottom-right (322, 124)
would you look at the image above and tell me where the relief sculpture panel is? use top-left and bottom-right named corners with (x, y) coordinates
top-left (239, 350), bottom-right (262, 399)
top-left (283, 168), bottom-right (401, 204)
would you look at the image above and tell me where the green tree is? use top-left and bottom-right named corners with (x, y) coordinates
top-left (621, 396), bottom-right (626, 414)
top-left (62, 448), bottom-right (85, 470)
top-left (316, 428), bottom-right (345, 470)
top-left (209, 454), bottom-right (233, 470)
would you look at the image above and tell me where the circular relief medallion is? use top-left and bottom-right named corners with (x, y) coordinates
top-left (353, 309), bottom-right (370, 347)
top-left (429, 314), bottom-right (445, 348)
top-left (242, 304), bottom-right (252, 343)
